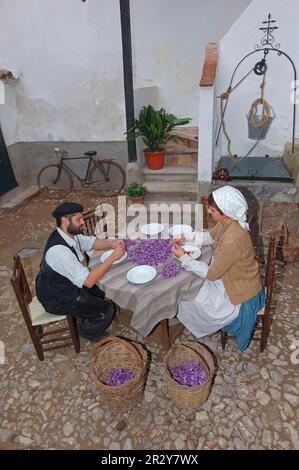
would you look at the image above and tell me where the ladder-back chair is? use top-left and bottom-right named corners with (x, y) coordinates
top-left (83, 209), bottom-right (108, 263)
top-left (221, 237), bottom-right (276, 352)
top-left (10, 255), bottom-right (80, 361)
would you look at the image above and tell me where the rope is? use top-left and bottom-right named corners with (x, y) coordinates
top-left (218, 68), bottom-right (272, 162)
top-left (248, 98), bottom-right (270, 128)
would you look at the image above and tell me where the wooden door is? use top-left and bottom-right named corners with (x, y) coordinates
top-left (0, 125), bottom-right (17, 196)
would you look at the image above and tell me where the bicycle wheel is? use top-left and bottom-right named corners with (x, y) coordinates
top-left (37, 164), bottom-right (73, 199)
top-left (89, 160), bottom-right (126, 197)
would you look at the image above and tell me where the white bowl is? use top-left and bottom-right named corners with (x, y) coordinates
top-left (126, 265), bottom-right (157, 284)
top-left (181, 245), bottom-right (202, 259)
top-left (141, 223), bottom-right (164, 235)
top-left (168, 224), bottom-right (193, 237)
top-left (100, 249), bottom-right (128, 265)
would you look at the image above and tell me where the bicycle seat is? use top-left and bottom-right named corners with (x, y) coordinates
top-left (84, 151), bottom-right (97, 157)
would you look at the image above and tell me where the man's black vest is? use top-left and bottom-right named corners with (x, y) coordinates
top-left (35, 230), bottom-right (82, 314)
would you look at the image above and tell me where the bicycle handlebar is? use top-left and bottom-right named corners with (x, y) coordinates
top-left (53, 148), bottom-right (69, 159)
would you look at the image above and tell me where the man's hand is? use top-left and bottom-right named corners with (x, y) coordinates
top-left (171, 243), bottom-right (185, 258)
top-left (110, 245), bottom-right (126, 262)
top-left (109, 239), bottom-right (125, 250)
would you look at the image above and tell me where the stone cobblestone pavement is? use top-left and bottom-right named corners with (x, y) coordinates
top-left (0, 193), bottom-right (298, 450)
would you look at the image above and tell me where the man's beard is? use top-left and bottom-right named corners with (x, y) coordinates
top-left (67, 222), bottom-right (84, 235)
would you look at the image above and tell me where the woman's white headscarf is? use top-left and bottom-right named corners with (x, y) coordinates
top-left (212, 186), bottom-right (250, 230)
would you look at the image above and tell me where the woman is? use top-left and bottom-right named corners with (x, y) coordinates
top-left (172, 186), bottom-right (265, 351)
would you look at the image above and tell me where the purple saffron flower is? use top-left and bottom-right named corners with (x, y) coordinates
top-left (129, 239), bottom-right (172, 266)
top-left (105, 368), bottom-right (134, 386)
top-left (160, 263), bottom-right (185, 279)
top-left (169, 362), bottom-right (207, 387)
top-left (124, 239), bottom-right (137, 249)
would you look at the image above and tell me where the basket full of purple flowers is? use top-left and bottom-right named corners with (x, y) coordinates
top-left (89, 336), bottom-right (148, 411)
top-left (164, 342), bottom-right (215, 408)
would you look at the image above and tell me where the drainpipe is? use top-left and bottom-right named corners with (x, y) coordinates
top-left (119, 0), bottom-right (137, 162)
top-left (81, 0), bottom-right (137, 162)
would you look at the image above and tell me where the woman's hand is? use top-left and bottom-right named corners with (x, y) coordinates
top-left (171, 243), bottom-right (185, 258)
top-left (173, 235), bottom-right (185, 245)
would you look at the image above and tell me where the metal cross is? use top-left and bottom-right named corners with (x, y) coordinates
top-left (256, 13), bottom-right (280, 49)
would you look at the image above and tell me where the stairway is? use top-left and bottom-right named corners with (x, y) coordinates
top-left (144, 126), bottom-right (198, 204)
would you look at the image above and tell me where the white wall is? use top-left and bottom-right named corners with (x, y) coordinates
top-left (0, 0), bottom-right (125, 145)
top-left (218, 0), bottom-right (299, 158)
top-left (0, 0), bottom-right (251, 147)
top-left (131, 0), bottom-right (252, 121)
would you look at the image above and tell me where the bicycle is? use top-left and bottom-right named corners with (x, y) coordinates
top-left (37, 148), bottom-right (126, 199)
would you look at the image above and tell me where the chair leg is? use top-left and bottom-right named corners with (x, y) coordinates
top-left (32, 326), bottom-right (45, 361)
top-left (221, 331), bottom-right (228, 351)
top-left (260, 315), bottom-right (270, 353)
top-left (67, 315), bottom-right (80, 353)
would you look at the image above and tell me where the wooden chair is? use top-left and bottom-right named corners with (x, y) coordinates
top-left (82, 209), bottom-right (120, 315)
top-left (200, 196), bottom-right (214, 229)
top-left (10, 255), bottom-right (80, 361)
top-left (83, 209), bottom-right (107, 237)
top-left (83, 209), bottom-right (108, 263)
top-left (220, 237), bottom-right (276, 353)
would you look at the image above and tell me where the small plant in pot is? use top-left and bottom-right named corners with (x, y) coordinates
top-left (125, 105), bottom-right (191, 170)
top-left (125, 182), bottom-right (149, 204)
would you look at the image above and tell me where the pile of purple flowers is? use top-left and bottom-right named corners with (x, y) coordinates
top-left (105, 368), bottom-right (134, 386)
top-left (129, 239), bottom-right (172, 266)
top-left (160, 263), bottom-right (185, 279)
top-left (124, 239), bottom-right (137, 250)
top-left (169, 362), bottom-right (207, 387)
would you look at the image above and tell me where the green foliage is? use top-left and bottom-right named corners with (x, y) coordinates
top-left (125, 104), bottom-right (191, 152)
top-left (125, 182), bottom-right (149, 197)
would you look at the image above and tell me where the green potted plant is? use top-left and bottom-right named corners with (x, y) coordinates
top-left (125, 181), bottom-right (149, 204)
top-left (125, 105), bottom-right (191, 170)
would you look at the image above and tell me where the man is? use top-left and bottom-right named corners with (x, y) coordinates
top-left (36, 202), bottom-right (125, 341)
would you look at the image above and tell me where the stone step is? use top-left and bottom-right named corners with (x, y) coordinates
top-left (165, 152), bottom-right (197, 167)
top-left (170, 126), bottom-right (198, 142)
top-left (168, 126), bottom-right (199, 151)
top-left (144, 181), bottom-right (198, 201)
top-left (143, 165), bottom-right (197, 182)
top-left (167, 136), bottom-right (198, 151)
top-left (165, 142), bottom-right (198, 155)
top-left (0, 186), bottom-right (40, 211)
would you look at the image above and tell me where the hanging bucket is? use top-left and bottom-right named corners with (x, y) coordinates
top-left (246, 99), bottom-right (275, 140)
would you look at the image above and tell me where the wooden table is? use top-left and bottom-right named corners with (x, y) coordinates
top-left (89, 246), bottom-right (212, 349)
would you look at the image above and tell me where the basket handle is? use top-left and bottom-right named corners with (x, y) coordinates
top-left (92, 335), bottom-right (144, 366)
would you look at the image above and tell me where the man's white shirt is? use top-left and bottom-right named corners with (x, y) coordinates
top-left (45, 228), bottom-right (96, 288)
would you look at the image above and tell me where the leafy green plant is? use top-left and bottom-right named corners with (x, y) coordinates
top-left (125, 105), bottom-right (191, 152)
top-left (125, 182), bottom-right (149, 198)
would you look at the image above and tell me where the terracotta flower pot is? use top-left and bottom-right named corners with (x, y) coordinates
top-left (130, 196), bottom-right (145, 204)
top-left (144, 149), bottom-right (165, 170)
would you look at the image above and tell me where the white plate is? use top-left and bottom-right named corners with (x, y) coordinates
top-left (168, 224), bottom-right (193, 238)
top-left (100, 249), bottom-right (128, 265)
top-left (141, 223), bottom-right (164, 235)
top-left (126, 265), bottom-right (157, 284)
top-left (181, 245), bottom-right (202, 259)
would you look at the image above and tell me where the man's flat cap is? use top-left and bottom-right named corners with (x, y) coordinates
top-left (52, 202), bottom-right (84, 218)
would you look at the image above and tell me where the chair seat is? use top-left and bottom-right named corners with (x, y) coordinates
top-left (29, 297), bottom-right (66, 326)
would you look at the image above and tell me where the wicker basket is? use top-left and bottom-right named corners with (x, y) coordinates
top-left (89, 336), bottom-right (148, 411)
top-left (164, 341), bottom-right (215, 408)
